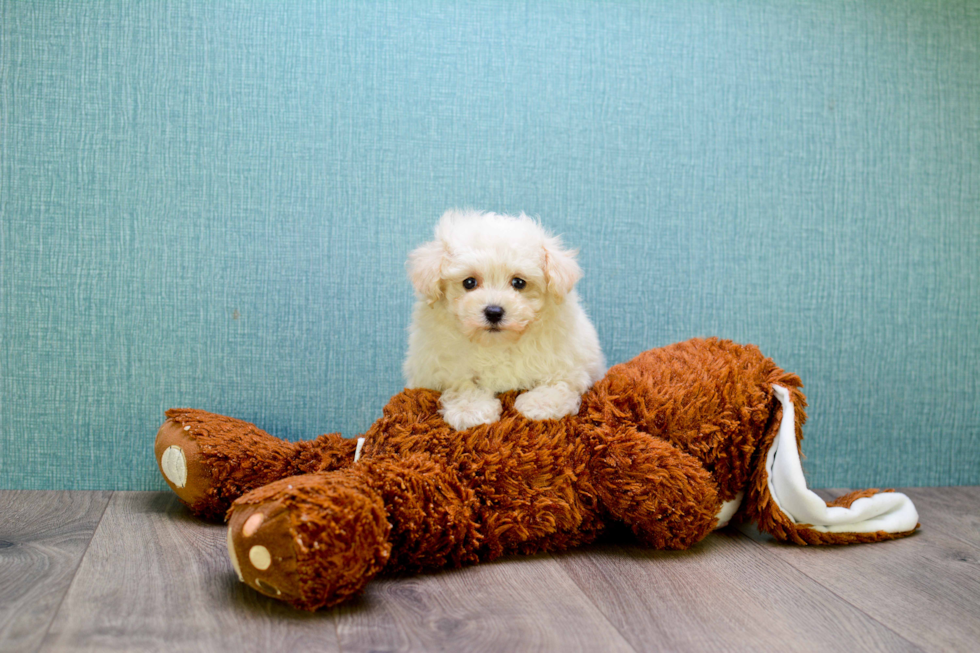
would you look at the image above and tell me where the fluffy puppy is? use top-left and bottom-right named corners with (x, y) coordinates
top-left (404, 209), bottom-right (606, 431)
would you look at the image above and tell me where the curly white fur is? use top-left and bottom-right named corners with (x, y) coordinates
top-left (404, 209), bottom-right (606, 430)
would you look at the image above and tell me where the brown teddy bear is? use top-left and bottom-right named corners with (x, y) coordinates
top-left (155, 338), bottom-right (918, 611)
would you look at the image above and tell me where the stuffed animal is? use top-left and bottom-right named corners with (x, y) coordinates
top-left (155, 338), bottom-right (918, 611)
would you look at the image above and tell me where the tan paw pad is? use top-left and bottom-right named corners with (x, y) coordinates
top-left (249, 545), bottom-right (272, 570)
top-left (242, 512), bottom-right (264, 537)
top-left (160, 445), bottom-right (187, 488)
top-left (255, 578), bottom-right (282, 596)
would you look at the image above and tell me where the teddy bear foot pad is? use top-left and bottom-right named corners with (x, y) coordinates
top-left (224, 473), bottom-right (393, 611)
top-left (226, 503), bottom-right (305, 603)
top-left (155, 418), bottom-right (209, 508)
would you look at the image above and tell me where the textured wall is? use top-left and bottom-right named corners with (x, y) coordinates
top-left (2, 1), bottom-right (978, 490)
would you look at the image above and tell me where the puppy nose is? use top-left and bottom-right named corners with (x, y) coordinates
top-left (484, 305), bottom-right (505, 324)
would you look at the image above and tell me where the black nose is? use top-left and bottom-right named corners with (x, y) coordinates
top-left (484, 305), bottom-right (505, 324)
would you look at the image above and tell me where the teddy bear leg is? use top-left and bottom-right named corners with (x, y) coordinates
top-left (155, 409), bottom-right (358, 521)
top-left (591, 425), bottom-right (723, 550)
top-left (225, 470), bottom-right (391, 610)
top-left (226, 454), bottom-right (481, 611)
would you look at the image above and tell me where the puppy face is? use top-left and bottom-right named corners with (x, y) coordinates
top-left (442, 247), bottom-right (546, 344)
top-left (408, 210), bottom-right (582, 344)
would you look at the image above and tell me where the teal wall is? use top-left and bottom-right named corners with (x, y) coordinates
top-left (2, 1), bottom-right (978, 490)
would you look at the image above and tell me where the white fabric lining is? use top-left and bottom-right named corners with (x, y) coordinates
top-left (714, 492), bottom-right (744, 529)
top-left (766, 385), bottom-right (918, 534)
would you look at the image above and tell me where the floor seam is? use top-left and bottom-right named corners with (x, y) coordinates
top-left (548, 550), bottom-right (642, 653)
top-left (333, 607), bottom-right (344, 653)
top-left (739, 531), bottom-right (927, 653)
top-left (34, 490), bottom-right (114, 651)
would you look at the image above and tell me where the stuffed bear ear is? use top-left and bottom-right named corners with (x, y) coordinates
top-left (543, 236), bottom-right (582, 302)
top-left (407, 239), bottom-right (446, 303)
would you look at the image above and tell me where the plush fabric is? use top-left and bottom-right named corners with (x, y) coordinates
top-left (157, 338), bottom-right (918, 611)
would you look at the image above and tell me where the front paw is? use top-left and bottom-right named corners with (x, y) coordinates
top-left (439, 391), bottom-right (502, 430)
top-left (515, 384), bottom-right (582, 421)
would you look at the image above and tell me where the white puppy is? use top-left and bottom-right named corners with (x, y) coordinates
top-left (404, 209), bottom-right (606, 431)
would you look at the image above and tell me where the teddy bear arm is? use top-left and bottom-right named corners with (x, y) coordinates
top-left (225, 452), bottom-right (483, 610)
top-left (590, 425), bottom-right (722, 550)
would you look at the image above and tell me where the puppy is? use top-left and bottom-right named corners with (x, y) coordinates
top-left (404, 209), bottom-right (606, 431)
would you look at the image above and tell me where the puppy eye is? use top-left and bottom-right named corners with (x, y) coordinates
top-left (511, 277), bottom-right (527, 291)
top-left (462, 277), bottom-right (478, 291)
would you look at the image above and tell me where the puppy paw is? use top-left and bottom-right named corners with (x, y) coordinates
top-left (515, 384), bottom-right (582, 421)
top-left (439, 389), bottom-right (502, 430)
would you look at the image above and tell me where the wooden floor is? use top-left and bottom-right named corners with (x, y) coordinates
top-left (1, 487), bottom-right (977, 653)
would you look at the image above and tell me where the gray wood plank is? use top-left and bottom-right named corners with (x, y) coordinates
top-left (740, 487), bottom-right (980, 653)
top-left (21, 488), bottom-right (976, 652)
top-left (557, 530), bottom-right (921, 653)
top-left (0, 491), bottom-right (112, 653)
top-left (893, 486), bottom-right (980, 551)
top-left (41, 492), bottom-right (341, 653)
top-left (336, 554), bottom-right (637, 653)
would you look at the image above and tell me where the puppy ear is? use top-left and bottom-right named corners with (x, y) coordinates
top-left (543, 237), bottom-right (582, 302)
top-left (407, 240), bottom-right (446, 303)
